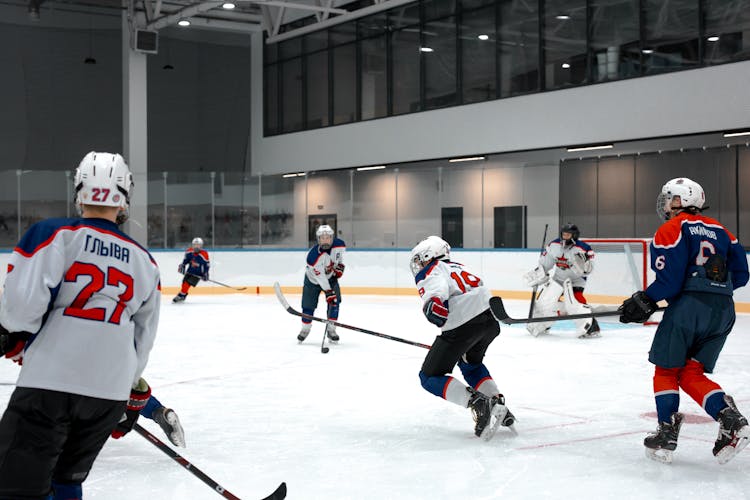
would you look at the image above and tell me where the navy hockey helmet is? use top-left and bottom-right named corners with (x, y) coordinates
top-left (560, 223), bottom-right (580, 247)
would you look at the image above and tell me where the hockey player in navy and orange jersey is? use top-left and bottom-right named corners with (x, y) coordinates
top-left (173, 237), bottom-right (210, 303)
top-left (619, 177), bottom-right (750, 464)
top-left (298, 225), bottom-right (345, 343)
top-left (0, 152), bottom-right (161, 499)
top-left (523, 223), bottom-right (600, 338)
top-left (410, 236), bottom-right (515, 440)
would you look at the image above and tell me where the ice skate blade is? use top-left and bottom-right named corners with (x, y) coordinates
top-left (578, 331), bottom-right (601, 339)
top-left (164, 411), bottom-right (185, 448)
top-left (645, 447), bottom-right (674, 464)
top-left (715, 426), bottom-right (750, 465)
top-left (481, 404), bottom-right (509, 442)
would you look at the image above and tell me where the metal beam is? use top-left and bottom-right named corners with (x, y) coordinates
top-left (254, 0), bottom-right (346, 15)
top-left (147, 1), bottom-right (224, 30)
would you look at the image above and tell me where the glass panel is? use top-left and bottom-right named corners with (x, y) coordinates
top-left (332, 43), bottom-right (357, 125)
top-left (147, 171), bottom-right (166, 248)
top-left (424, 0), bottom-right (456, 21)
top-left (261, 174), bottom-right (298, 247)
top-left (391, 27), bottom-right (421, 115)
top-left (461, 0), bottom-right (494, 11)
top-left (304, 29), bottom-right (328, 53)
top-left (352, 168), bottom-right (396, 247)
top-left (590, 0), bottom-right (640, 81)
top-left (643, 0), bottom-right (699, 75)
top-left (165, 172), bottom-right (212, 249)
top-left (19, 171), bottom-right (70, 235)
top-left (424, 16), bottom-right (458, 109)
top-left (214, 172), bottom-right (243, 247)
top-left (461, 5), bottom-right (496, 103)
top-left (0, 171), bottom-right (19, 247)
top-left (499, 0), bottom-right (539, 97)
top-left (281, 57), bottom-right (303, 133)
top-left (279, 37), bottom-right (302, 60)
top-left (396, 164), bottom-right (440, 247)
top-left (241, 174), bottom-right (260, 247)
top-left (359, 12), bottom-right (388, 39)
top-left (389, 4), bottom-right (421, 30)
top-left (704, 0), bottom-right (750, 65)
top-left (306, 51), bottom-right (329, 129)
top-left (306, 171), bottom-right (352, 245)
top-left (361, 35), bottom-right (388, 120)
top-left (330, 21), bottom-right (357, 46)
top-left (264, 40), bottom-right (277, 64)
top-left (543, 0), bottom-right (587, 89)
top-left (442, 165), bottom-right (482, 248)
top-left (264, 64), bottom-right (279, 136)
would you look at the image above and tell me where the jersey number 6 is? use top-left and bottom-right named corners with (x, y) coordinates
top-left (63, 261), bottom-right (134, 324)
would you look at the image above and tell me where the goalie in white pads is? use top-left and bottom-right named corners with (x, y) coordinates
top-left (523, 223), bottom-right (600, 339)
top-left (411, 236), bottom-right (515, 440)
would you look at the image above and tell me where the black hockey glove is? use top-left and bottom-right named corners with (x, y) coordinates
top-left (111, 378), bottom-right (151, 439)
top-left (618, 291), bottom-right (657, 324)
top-left (334, 263), bottom-right (345, 279)
top-left (324, 289), bottom-right (338, 306)
top-left (0, 326), bottom-right (30, 365)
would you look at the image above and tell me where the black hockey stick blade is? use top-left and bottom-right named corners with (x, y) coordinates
top-left (135, 424), bottom-right (285, 500)
top-left (490, 296), bottom-right (664, 325)
top-left (273, 282), bottom-right (431, 349)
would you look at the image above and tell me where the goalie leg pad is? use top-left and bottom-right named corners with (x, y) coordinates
top-left (527, 280), bottom-right (563, 336)
top-left (562, 279), bottom-right (598, 337)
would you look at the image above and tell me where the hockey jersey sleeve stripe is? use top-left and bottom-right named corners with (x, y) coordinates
top-left (652, 219), bottom-right (683, 249)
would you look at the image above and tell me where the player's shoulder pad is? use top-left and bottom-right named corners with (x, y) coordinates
top-left (14, 217), bottom-right (79, 256)
top-left (331, 238), bottom-right (346, 249)
top-left (414, 260), bottom-right (440, 283)
top-left (575, 240), bottom-right (593, 252)
top-left (653, 217), bottom-right (684, 249)
top-left (306, 245), bottom-right (322, 266)
top-left (549, 238), bottom-right (562, 246)
top-left (198, 249), bottom-right (210, 260)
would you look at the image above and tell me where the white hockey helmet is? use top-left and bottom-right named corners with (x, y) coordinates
top-left (657, 177), bottom-right (705, 221)
top-left (410, 236), bottom-right (450, 276)
top-left (316, 224), bottom-right (335, 249)
top-left (191, 237), bottom-right (204, 249)
top-left (74, 152), bottom-right (133, 210)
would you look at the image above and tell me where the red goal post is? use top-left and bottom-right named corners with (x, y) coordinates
top-left (582, 238), bottom-right (652, 303)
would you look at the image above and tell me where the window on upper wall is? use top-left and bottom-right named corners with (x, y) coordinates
top-left (281, 57), bottom-right (303, 133)
top-left (264, 64), bottom-right (279, 136)
top-left (360, 34), bottom-right (388, 120)
top-left (391, 26), bottom-right (421, 115)
top-left (332, 42), bottom-right (357, 125)
top-left (498, 0), bottom-right (539, 97)
top-left (306, 50), bottom-right (329, 129)
top-left (461, 4), bottom-right (497, 104)
top-left (703, 0), bottom-right (750, 65)
top-left (423, 15), bottom-right (458, 109)
top-left (642, 0), bottom-right (699, 75)
top-left (543, 0), bottom-right (587, 90)
top-left (589, 0), bottom-right (640, 82)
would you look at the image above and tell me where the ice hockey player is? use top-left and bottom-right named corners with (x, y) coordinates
top-left (298, 225), bottom-right (346, 342)
top-left (173, 237), bottom-right (210, 303)
top-left (522, 223), bottom-right (600, 339)
top-left (410, 236), bottom-right (515, 440)
top-left (618, 177), bottom-right (749, 464)
top-left (0, 151), bottom-right (161, 500)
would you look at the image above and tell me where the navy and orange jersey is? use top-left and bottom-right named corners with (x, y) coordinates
top-left (0, 217), bottom-right (161, 401)
top-left (181, 247), bottom-right (210, 278)
top-left (647, 212), bottom-right (749, 302)
top-left (304, 238), bottom-right (346, 291)
top-left (538, 238), bottom-right (595, 287)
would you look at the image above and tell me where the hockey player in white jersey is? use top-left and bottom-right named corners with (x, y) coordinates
top-left (411, 236), bottom-right (515, 440)
top-left (0, 152), bottom-right (161, 500)
top-left (523, 223), bottom-right (600, 339)
top-left (298, 225), bottom-right (346, 342)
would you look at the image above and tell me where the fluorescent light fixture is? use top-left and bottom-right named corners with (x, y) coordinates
top-left (357, 165), bottom-right (386, 171)
top-left (561, 63), bottom-right (570, 69)
top-left (723, 130), bottom-right (750, 138)
top-left (566, 144), bottom-right (614, 152)
top-left (707, 35), bottom-right (720, 42)
top-left (477, 34), bottom-right (489, 41)
top-left (555, 14), bottom-right (570, 20)
top-left (420, 47), bottom-right (434, 53)
top-left (178, 19), bottom-right (190, 27)
top-left (449, 156), bottom-right (485, 163)
top-left (222, 2), bottom-right (236, 8)
top-left (282, 172), bottom-right (306, 178)
top-left (641, 48), bottom-right (654, 54)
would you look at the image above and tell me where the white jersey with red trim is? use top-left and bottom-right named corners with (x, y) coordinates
top-left (414, 260), bottom-right (491, 331)
top-left (0, 217), bottom-right (161, 401)
top-left (304, 238), bottom-right (346, 290)
top-left (538, 238), bottom-right (595, 288)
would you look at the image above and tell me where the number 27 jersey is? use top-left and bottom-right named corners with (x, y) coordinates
top-left (415, 260), bottom-right (491, 331)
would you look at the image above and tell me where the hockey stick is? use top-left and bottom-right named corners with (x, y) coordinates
top-left (273, 282), bottom-right (431, 349)
top-left (207, 278), bottom-right (247, 291)
top-left (134, 424), bottom-right (287, 500)
top-left (490, 296), bottom-right (664, 325)
top-left (527, 224), bottom-right (549, 320)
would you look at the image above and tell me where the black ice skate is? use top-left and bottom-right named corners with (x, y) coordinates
top-left (481, 394), bottom-right (516, 441)
top-left (154, 407), bottom-right (185, 448)
top-left (644, 412), bottom-right (683, 463)
top-left (172, 293), bottom-right (186, 303)
top-left (325, 324), bottom-right (339, 342)
top-left (578, 318), bottom-right (601, 339)
top-left (467, 388), bottom-right (492, 438)
top-left (713, 395), bottom-right (750, 465)
top-left (298, 324), bottom-right (311, 342)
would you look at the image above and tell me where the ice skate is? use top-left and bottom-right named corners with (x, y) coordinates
top-left (481, 394), bottom-right (516, 441)
top-left (578, 318), bottom-right (601, 339)
top-left (467, 388), bottom-right (492, 438)
top-left (713, 395), bottom-right (750, 465)
top-left (154, 407), bottom-right (185, 447)
top-left (644, 412), bottom-right (683, 463)
top-left (172, 293), bottom-right (186, 303)
top-left (325, 324), bottom-right (339, 342)
top-left (297, 324), bottom-right (311, 342)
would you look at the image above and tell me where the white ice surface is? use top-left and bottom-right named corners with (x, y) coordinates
top-left (1, 294), bottom-right (749, 500)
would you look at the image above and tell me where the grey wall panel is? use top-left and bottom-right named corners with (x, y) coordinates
top-left (560, 159), bottom-right (597, 237)
top-left (597, 157), bottom-right (635, 237)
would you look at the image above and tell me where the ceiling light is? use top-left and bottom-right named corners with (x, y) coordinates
top-left (477, 34), bottom-right (489, 41)
top-left (641, 48), bottom-right (654, 54)
top-left (561, 63), bottom-right (570, 69)
top-left (449, 156), bottom-right (485, 163)
top-left (282, 172), bottom-right (306, 178)
top-left (222, 2), bottom-right (236, 8)
top-left (420, 47), bottom-right (434, 53)
top-left (723, 130), bottom-right (750, 138)
top-left (555, 15), bottom-right (570, 20)
top-left (566, 144), bottom-right (614, 152)
top-left (357, 165), bottom-right (386, 171)
top-left (707, 35), bottom-right (720, 42)
top-left (178, 19), bottom-right (190, 27)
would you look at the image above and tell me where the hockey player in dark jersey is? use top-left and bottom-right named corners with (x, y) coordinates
top-left (411, 236), bottom-right (515, 440)
top-left (619, 177), bottom-right (750, 464)
top-left (298, 225), bottom-right (346, 342)
top-left (0, 152), bottom-right (161, 499)
top-left (173, 237), bottom-right (210, 303)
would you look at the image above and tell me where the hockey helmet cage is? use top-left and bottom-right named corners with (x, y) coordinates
top-left (657, 177), bottom-right (705, 221)
top-left (74, 152), bottom-right (133, 210)
top-left (316, 224), bottom-right (335, 249)
top-left (410, 235), bottom-right (451, 276)
top-left (560, 223), bottom-right (580, 247)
